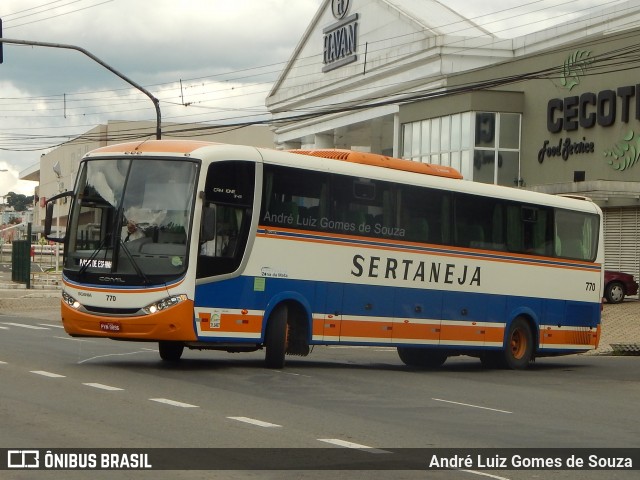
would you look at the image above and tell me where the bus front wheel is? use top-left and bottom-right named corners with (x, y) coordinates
top-left (397, 347), bottom-right (447, 368)
top-left (159, 341), bottom-right (184, 362)
top-left (264, 305), bottom-right (289, 369)
top-left (502, 317), bottom-right (533, 369)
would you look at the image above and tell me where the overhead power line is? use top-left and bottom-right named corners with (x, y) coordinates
top-left (0, 0), bottom-right (635, 152)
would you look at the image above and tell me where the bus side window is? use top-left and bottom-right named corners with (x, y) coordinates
top-left (506, 205), bottom-right (553, 255)
top-left (261, 165), bottom-right (326, 230)
top-left (454, 193), bottom-right (490, 248)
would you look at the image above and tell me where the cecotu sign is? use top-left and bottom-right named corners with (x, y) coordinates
top-left (547, 85), bottom-right (640, 133)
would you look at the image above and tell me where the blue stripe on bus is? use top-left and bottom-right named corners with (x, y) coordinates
top-left (194, 275), bottom-right (600, 335)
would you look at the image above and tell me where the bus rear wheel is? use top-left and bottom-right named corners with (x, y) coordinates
top-left (159, 341), bottom-right (184, 362)
top-left (264, 305), bottom-right (289, 369)
top-left (397, 347), bottom-right (447, 368)
top-left (502, 317), bottom-right (533, 369)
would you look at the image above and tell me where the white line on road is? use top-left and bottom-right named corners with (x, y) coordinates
top-left (227, 417), bottom-right (282, 428)
top-left (83, 383), bottom-right (124, 391)
top-left (0, 325), bottom-right (8, 330)
top-left (40, 323), bottom-right (64, 329)
top-left (317, 439), bottom-right (391, 454)
top-left (1, 322), bottom-right (50, 330)
top-left (78, 350), bottom-right (154, 363)
top-left (0, 360), bottom-right (7, 364)
top-left (31, 370), bottom-right (66, 378)
top-left (460, 469), bottom-right (512, 480)
top-left (54, 336), bottom-right (91, 342)
top-left (149, 398), bottom-right (199, 408)
top-left (432, 398), bottom-right (512, 414)
top-left (273, 370), bottom-right (312, 378)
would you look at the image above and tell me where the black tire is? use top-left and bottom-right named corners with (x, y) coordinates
top-left (264, 305), bottom-right (288, 369)
top-left (159, 341), bottom-right (184, 362)
top-left (397, 347), bottom-right (447, 368)
top-left (604, 281), bottom-right (625, 304)
top-left (502, 317), bottom-right (533, 370)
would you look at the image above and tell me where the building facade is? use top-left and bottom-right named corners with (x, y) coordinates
top-left (267, 0), bottom-right (640, 283)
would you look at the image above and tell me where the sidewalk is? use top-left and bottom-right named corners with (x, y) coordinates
top-left (0, 282), bottom-right (637, 355)
top-left (597, 298), bottom-right (640, 355)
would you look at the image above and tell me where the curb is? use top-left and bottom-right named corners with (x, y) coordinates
top-left (610, 343), bottom-right (640, 355)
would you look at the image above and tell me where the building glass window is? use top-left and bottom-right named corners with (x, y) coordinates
top-left (401, 111), bottom-right (521, 187)
top-left (430, 119), bottom-right (440, 154)
top-left (421, 120), bottom-right (430, 155)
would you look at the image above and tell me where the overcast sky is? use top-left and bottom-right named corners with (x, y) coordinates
top-left (0, 0), bottom-right (613, 196)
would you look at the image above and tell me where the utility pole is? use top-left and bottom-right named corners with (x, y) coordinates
top-left (0, 37), bottom-right (161, 139)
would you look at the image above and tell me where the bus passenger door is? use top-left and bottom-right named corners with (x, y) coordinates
top-left (318, 283), bottom-right (343, 342)
top-left (440, 292), bottom-right (486, 348)
top-left (392, 289), bottom-right (442, 346)
top-left (340, 285), bottom-right (393, 343)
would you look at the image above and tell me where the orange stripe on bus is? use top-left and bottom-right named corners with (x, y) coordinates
top-left (485, 326), bottom-right (506, 344)
top-left (392, 321), bottom-right (440, 341)
top-left (198, 312), bottom-right (263, 334)
top-left (440, 324), bottom-right (487, 342)
top-left (542, 326), bottom-right (599, 347)
top-left (312, 316), bottom-right (325, 337)
top-left (339, 319), bottom-right (392, 338)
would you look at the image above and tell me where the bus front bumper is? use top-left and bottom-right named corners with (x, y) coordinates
top-left (60, 299), bottom-right (197, 341)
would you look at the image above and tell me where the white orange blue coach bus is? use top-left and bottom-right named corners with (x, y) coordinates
top-left (45, 140), bottom-right (603, 370)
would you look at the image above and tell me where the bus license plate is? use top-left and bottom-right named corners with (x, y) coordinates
top-left (100, 321), bottom-right (122, 332)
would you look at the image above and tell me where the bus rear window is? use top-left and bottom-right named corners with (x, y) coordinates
top-left (554, 209), bottom-right (599, 261)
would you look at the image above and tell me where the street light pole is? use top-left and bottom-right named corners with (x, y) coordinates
top-left (0, 38), bottom-right (161, 139)
top-left (0, 169), bottom-right (6, 263)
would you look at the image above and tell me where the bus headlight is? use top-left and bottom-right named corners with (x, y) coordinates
top-left (62, 291), bottom-right (81, 310)
top-left (142, 294), bottom-right (188, 315)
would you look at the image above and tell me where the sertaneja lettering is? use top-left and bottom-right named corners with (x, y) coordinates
top-left (351, 254), bottom-right (481, 286)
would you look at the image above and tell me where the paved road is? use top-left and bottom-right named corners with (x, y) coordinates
top-left (1, 309), bottom-right (638, 480)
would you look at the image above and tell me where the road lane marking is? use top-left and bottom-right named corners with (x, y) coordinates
top-left (317, 439), bottom-right (391, 454)
top-left (1, 322), bottom-right (50, 330)
top-left (0, 325), bottom-right (8, 330)
top-left (273, 370), bottom-right (312, 378)
top-left (0, 360), bottom-right (7, 364)
top-left (460, 469), bottom-right (511, 480)
top-left (40, 324), bottom-right (64, 329)
top-left (83, 383), bottom-right (124, 391)
top-left (227, 417), bottom-right (282, 428)
top-left (78, 350), bottom-right (154, 363)
top-left (31, 370), bottom-right (65, 378)
top-left (54, 336), bottom-right (91, 342)
top-left (432, 398), bottom-right (512, 414)
top-left (150, 398), bottom-right (199, 408)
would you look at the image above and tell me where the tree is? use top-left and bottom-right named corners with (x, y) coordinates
top-left (4, 192), bottom-right (34, 212)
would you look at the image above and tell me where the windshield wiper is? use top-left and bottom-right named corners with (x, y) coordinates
top-left (119, 240), bottom-right (151, 285)
top-left (77, 236), bottom-right (109, 277)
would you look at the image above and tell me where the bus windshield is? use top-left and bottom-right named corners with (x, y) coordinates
top-left (64, 157), bottom-right (198, 285)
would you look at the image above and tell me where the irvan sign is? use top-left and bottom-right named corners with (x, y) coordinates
top-left (323, 0), bottom-right (359, 72)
